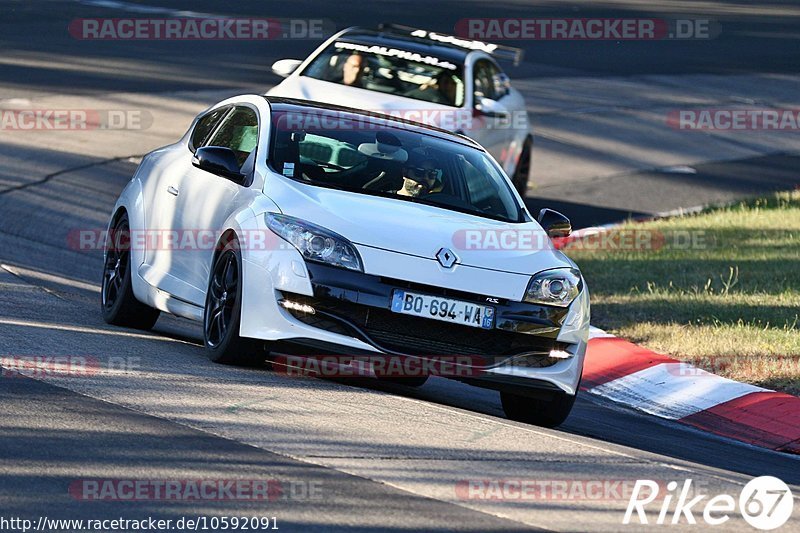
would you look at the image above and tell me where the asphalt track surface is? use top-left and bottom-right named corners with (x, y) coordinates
top-left (1, 1), bottom-right (800, 531)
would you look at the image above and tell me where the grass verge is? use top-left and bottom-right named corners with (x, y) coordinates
top-left (564, 191), bottom-right (800, 395)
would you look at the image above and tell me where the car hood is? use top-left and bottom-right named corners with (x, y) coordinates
top-left (267, 76), bottom-right (461, 126)
top-left (264, 176), bottom-right (570, 276)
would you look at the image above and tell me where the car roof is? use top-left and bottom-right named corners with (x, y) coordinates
top-left (263, 96), bottom-right (483, 150)
top-left (335, 27), bottom-right (470, 66)
top-left (336, 26), bottom-right (524, 66)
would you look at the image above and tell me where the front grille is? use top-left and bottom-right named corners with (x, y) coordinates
top-left (281, 293), bottom-right (562, 367)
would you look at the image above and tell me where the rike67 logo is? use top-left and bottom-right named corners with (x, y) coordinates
top-left (625, 476), bottom-right (794, 529)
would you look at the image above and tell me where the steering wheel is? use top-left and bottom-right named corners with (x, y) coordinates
top-left (362, 172), bottom-right (390, 190)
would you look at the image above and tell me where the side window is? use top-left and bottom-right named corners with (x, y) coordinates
top-left (189, 107), bottom-right (229, 152)
top-left (473, 59), bottom-right (508, 102)
top-left (205, 106), bottom-right (259, 168)
top-left (473, 60), bottom-right (497, 102)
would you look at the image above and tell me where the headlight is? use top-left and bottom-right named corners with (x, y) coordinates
top-left (524, 268), bottom-right (582, 307)
top-left (266, 213), bottom-right (363, 272)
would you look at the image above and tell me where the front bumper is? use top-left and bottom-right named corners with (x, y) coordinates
top-left (268, 262), bottom-right (587, 396)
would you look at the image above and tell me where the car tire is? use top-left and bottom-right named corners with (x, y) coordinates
top-left (500, 390), bottom-right (576, 427)
top-left (204, 240), bottom-right (264, 366)
top-left (101, 213), bottom-right (160, 330)
top-left (511, 135), bottom-right (533, 198)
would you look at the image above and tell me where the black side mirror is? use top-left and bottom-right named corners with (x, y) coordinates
top-left (538, 208), bottom-right (572, 238)
top-left (192, 146), bottom-right (245, 183)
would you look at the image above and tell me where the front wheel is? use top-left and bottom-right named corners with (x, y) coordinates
top-left (511, 136), bottom-right (533, 198)
top-left (501, 390), bottom-right (576, 427)
top-left (204, 241), bottom-right (263, 366)
top-left (101, 213), bottom-right (160, 330)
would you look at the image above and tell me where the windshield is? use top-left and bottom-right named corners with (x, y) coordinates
top-left (269, 110), bottom-right (522, 222)
top-left (301, 41), bottom-right (465, 107)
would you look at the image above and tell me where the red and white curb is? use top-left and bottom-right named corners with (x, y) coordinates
top-left (583, 327), bottom-right (800, 454)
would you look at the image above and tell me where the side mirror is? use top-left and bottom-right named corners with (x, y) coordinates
top-left (492, 73), bottom-right (511, 99)
top-left (192, 146), bottom-right (245, 183)
top-left (475, 97), bottom-right (509, 119)
top-left (271, 59), bottom-right (302, 78)
top-left (538, 208), bottom-right (572, 238)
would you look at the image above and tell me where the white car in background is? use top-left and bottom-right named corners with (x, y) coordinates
top-left (101, 95), bottom-right (588, 427)
top-left (267, 24), bottom-right (534, 196)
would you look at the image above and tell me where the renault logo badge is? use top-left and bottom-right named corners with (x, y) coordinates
top-left (436, 248), bottom-right (458, 268)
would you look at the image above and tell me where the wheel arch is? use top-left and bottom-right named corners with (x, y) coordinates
top-left (106, 174), bottom-right (148, 305)
top-left (212, 228), bottom-right (241, 263)
top-left (109, 205), bottom-right (128, 228)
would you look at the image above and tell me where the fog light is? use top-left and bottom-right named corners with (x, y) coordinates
top-left (280, 300), bottom-right (315, 314)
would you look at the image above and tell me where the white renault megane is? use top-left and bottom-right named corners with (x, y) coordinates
top-left (101, 95), bottom-right (589, 427)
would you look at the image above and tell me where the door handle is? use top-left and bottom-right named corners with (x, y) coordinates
top-left (167, 186), bottom-right (179, 197)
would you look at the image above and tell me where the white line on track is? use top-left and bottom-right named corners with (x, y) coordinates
top-left (0, 317), bottom-right (194, 344)
top-left (590, 363), bottom-right (768, 419)
top-left (2, 263), bottom-right (99, 293)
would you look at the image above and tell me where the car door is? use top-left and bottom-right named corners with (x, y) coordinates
top-left (491, 63), bottom-right (528, 175)
top-left (168, 105), bottom-right (260, 306)
top-left (141, 105), bottom-right (231, 299)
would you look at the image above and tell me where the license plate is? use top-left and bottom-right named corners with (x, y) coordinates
top-left (390, 290), bottom-right (495, 329)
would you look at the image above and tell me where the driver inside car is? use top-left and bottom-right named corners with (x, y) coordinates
top-left (342, 53), bottom-right (367, 87)
top-left (397, 158), bottom-right (444, 197)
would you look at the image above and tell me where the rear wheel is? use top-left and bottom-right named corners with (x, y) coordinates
top-left (101, 213), bottom-right (160, 330)
top-left (501, 390), bottom-right (576, 428)
top-left (511, 136), bottom-right (533, 198)
top-left (204, 241), bottom-right (263, 366)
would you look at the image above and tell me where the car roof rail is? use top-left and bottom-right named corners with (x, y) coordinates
top-left (376, 23), bottom-right (524, 66)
